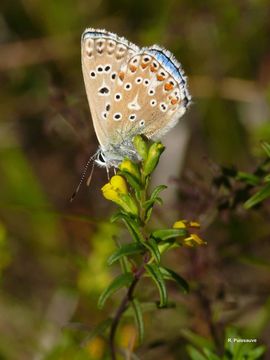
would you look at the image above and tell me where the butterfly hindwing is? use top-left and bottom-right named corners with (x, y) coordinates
top-left (106, 46), bottom-right (190, 142)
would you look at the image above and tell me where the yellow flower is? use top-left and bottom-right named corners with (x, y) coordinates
top-left (173, 220), bottom-right (188, 229)
top-left (189, 221), bottom-right (201, 228)
top-left (183, 233), bottom-right (206, 247)
top-left (101, 175), bottom-right (138, 216)
top-left (173, 220), bottom-right (201, 229)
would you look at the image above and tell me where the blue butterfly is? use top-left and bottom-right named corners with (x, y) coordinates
top-left (81, 28), bottom-right (191, 169)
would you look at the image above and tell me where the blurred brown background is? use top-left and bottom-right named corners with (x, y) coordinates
top-left (0, 0), bottom-right (270, 359)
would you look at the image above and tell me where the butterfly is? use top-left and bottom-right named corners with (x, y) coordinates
top-left (81, 28), bottom-right (191, 169)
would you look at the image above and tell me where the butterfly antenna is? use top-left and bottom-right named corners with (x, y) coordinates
top-left (70, 153), bottom-right (95, 202)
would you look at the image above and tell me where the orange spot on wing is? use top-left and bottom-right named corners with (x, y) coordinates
top-left (171, 98), bottom-right (178, 105)
top-left (150, 65), bottom-right (157, 72)
top-left (164, 82), bottom-right (174, 91)
top-left (141, 63), bottom-right (149, 69)
top-left (119, 72), bottom-right (125, 81)
top-left (157, 74), bottom-right (165, 81)
top-left (129, 65), bottom-right (137, 72)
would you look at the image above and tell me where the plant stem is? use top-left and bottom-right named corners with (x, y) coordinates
top-left (109, 265), bottom-right (146, 360)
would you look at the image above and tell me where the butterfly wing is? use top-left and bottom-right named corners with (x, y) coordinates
top-left (105, 45), bottom-right (191, 142)
top-left (81, 28), bottom-right (139, 149)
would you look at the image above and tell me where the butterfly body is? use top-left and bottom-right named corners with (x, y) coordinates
top-left (81, 28), bottom-right (191, 168)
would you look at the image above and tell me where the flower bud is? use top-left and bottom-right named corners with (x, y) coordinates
top-left (133, 135), bottom-right (148, 160)
top-left (173, 220), bottom-right (187, 229)
top-left (119, 159), bottom-right (141, 183)
top-left (143, 142), bottom-right (165, 176)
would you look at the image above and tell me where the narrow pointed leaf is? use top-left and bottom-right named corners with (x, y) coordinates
top-left (144, 238), bottom-right (160, 263)
top-left (244, 182), bottom-right (270, 209)
top-left (159, 267), bottom-right (189, 293)
top-left (107, 243), bottom-right (144, 265)
top-left (150, 184), bottom-right (167, 199)
top-left (111, 212), bottom-right (145, 244)
top-left (98, 273), bottom-right (134, 309)
top-left (144, 186), bottom-right (167, 209)
top-left (145, 263), bottom-right (167, 307)
top-left (151, 228), bottom-right (188, 241)
top-left (131, 298), bottom-right (144, 344)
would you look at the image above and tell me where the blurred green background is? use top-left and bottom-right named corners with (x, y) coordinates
top-left (0, 0), bottom-right (270, 359)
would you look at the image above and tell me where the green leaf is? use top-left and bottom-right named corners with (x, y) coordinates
top-left (145, 263), bottom-right (167, 307)
top-left (158, 240), bottom-right (180, 255)
top-left (151, 228), bottom-right (188, 241)
top-left (244, 182), bottom-right (270, 209)
top-left (111, 212), bottom-right (145, 244)
top-left (131, 298), bottom-right (144, 344)
top-left (236, 171), bottom-right (260, 186)
top-left (144, 237), bottom-right (161, 263)
top-left (159, 267), bottom-right (189, 293)
top-left (149, 184), bottom-right (167, 202)
top-left (107, 243), bottom-right (144, 265)
top-left (144, 185), bottom-right (167, 223)
top-left (98, 273), bottom-right (134, 309)
top-left (261, 141), bottom-right (270, 157)
top-left (187, 345), bottom-right (207, 360)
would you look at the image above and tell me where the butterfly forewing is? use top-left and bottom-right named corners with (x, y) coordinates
top-left (81, 28), bottom-right (139, 148)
